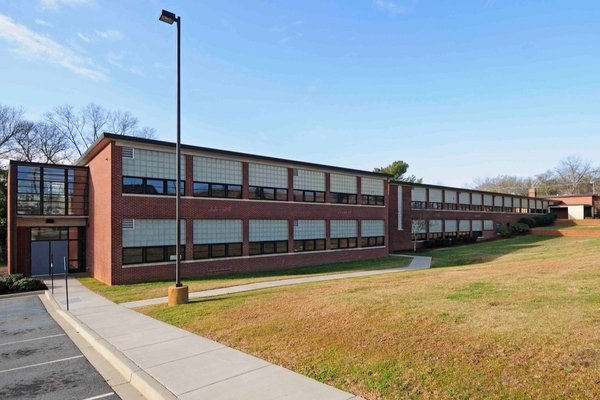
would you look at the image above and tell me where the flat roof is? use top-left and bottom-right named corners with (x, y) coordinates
top-left (391, 180), bottom-right (548, 202)
top-left (77, 133), bottom-right (390, 178)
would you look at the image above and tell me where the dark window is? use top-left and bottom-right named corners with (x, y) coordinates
top-left (146, 247), bottom-right (166, 263)
top-left (330, 192), bottom-right (357, 204)
top-left (293, 189), bottom-right (325, 203)
top-left (361, 236), bottom-right (385, 247)
top-left (362, 195), bottom-right (385, 206)
top-left (123, 248), bottom-right (143, 265)
top-left (429, 202), bottom-right (443, 209)
top-left (228, 243), bottom-right (242, 257)
top-left (293, 239), bottom-right (325, 252)
top-left (193, 244), bottom-right (210, 259)
top-left (123, 176), bottom-right (184, 196)
top-left (411, 201), bottom-right (426, 209)
top-left (227, 185), bottom-right (242, 199)
top-left (212, 184), bottom-right (226, 198)
top-left (459, 204), bottom-right (470, 211)
top-left (445, 203), bottom-right (458, 210)
top-left (411, 233), bottom-right (427, 241)
top-left (248, 186), bottom-right (288, 201)
top-left (193, 182), bottom-right (210, 197)
top-left (166, 245), bottom-right (185, 261)
top-left (331, 237), bottom-right (357, 250)
top-left (249, 240), bottom-right (288, 255)
top-left (428, 232), bottom-right (443, 239)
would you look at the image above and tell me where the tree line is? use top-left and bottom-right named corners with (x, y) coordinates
top-left (0, 103), bottom-right (156, 164)
top-left (470, 156), bottom-right (599, 196)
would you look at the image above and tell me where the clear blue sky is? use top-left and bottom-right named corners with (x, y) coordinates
top-left (1, 0), bottom-right (599, 186)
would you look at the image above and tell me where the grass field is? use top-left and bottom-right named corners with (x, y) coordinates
top-left (139, 235), bottom-right (600, 399)
top-left (79, 256), bottom-right (410, 303)
top-left (543, 224), bottom-right (600, 230)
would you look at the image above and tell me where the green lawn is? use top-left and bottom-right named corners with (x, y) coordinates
top-left (139, 235), bottom-right (600, 399)
top-left (543, 224), bottom-right (600, 230)
top-left (79, 256), bottom-right (411, 303)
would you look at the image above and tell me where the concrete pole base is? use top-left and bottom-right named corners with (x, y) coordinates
top-left (167, 285), bottom-right (189, 306)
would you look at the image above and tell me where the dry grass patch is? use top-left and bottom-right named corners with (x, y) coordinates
top-left (139, 235), bottom-right (600, 399)
top-left (79, 256), bottom-right (410, 303)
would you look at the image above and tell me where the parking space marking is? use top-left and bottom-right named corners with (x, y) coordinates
top-left (81, 392), bottom-right (116, 400)
top-left (0, 355), bottom-right (84, 374)
top-left (0, 333), bottom-right (66, 347)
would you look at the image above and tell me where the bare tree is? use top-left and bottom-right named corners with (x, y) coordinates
top-left (35, 122), bottom-right (71, 163)
top-left (0, 105), bottom-right (26, 158)
top-left (554, 156), bottom-right (599, 195)
top-left (110, 110), bottom-right (139, 136)
top-left (10, 120), bottom-right (37, 162)
top-left (83, 103), bottom-right (109, 142)
top-left (45, 105), bottom-right (87, 158)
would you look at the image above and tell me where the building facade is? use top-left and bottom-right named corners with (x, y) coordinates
top-left (7, 133), bottom-right (549, 285)
top-left (545, 195), bottom-right (600, 219)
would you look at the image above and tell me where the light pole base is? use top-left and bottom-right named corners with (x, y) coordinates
top-left (168, 285), bottom-right (189, 306)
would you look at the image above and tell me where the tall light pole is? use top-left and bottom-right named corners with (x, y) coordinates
top-left (160, 9), bottom-right (188, 305)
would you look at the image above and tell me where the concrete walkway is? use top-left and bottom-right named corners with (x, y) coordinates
top-left (46, 278), bottom-right (363, 400)
top-left (122, 255), bottom-right (432, 309)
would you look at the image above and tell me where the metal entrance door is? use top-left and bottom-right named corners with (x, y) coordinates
top-left (30, 240), bottom-right (68, 276)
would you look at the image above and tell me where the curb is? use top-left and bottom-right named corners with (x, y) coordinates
top-left (0, 290), bottom-right (47, 299)
top-left (44, 291), bottom-right (177, 400)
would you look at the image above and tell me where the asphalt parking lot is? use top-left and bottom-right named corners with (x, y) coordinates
top-left (0, 294), bottom-right (120, 400)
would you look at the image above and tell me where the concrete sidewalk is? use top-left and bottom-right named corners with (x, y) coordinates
top-left (122, 255), bottom-right (432, 309)
top-left (46, 278), bottom-right (363, 400)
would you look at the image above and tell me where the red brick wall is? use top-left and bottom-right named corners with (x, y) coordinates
top-left (86, 142), bottom-right (114, 284)
top-left (7, 163), bottom-right (16, 274)
top-left (388, 183), bottom-right (546, 251)
top-left (104, 147), bottom-right (389, 285)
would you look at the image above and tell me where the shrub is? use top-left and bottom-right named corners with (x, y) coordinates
top-left (0, 274), bottom-right (47, 295)
top-left (533, 214), bottom-right (557, 227)
top-left (498, 226), bottom-right (513, 237)
top-left (511, 223), bottom-right (530, 235)
top-left (519, 217), bottom-right (537, 228)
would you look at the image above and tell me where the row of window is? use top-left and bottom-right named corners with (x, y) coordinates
top-left (122, 236), bottom-right (386, 265)
top-left (411, 231), bottom-right (483, 240)
top-left (411, 201), bottom-right (547, 214)
top-left (123, 245), bottom-right (185, 265)
top-left (122, 176), bottom-right (384, 205)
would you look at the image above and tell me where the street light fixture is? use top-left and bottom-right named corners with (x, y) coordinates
top-left (159, 9), bottom-right (188, 305)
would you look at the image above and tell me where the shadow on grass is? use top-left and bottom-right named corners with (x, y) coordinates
top-left (401, 234), bottom-right (558, 268)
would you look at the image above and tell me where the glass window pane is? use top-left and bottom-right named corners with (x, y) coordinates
top-left (276, 241), bottom-right (288, 253)
top-left (194, 244), bottom-right (210, 259)
top-left (249, 242), bottom-right (261, 255)
top-left (304, 240), bottom-right (315, 251)
top-left (293, 240), bottom-right (304, 252)
top-left (293, 190), bottom-right (304, 202)
top-left (304, 191), bottom-right (315, 202)
top-left (146, 247), bottom-right (165, 263)
top-left (211, 244), bottom-right (226, 258)
top-left (348, 194), bottom-right (357, 204)
top-left (228, 243), bottom-right (242, 257)
top-left (166, 245), bottom-right (185, 261)
top-left (123, 248), bottom-right (143, 265)
top-left (362, 237), bottom-right (369, 247)
top-left (339, 238), bottom-right (348, 249)
top-left (249, 186), bottom-right (260, 199)
top-left (123, 177), bottom-right (144, 194)
top-left (194, 182), bottom-right (210, 197)
top-left (349, 238), bottom-right (357, 248)
top-left (166, 180), bottom-right (185, 195)
top-left (376, 236), bottom-right (384, 246)
top-left (211, 184), bottom-right (226, 198)
top-left (315, 239), bottom-right (325, 250)
top-left (263, 241), bottom-right (275, 254)
top-left (227, 185), bottom-right (242, 199)
top-left (315, 192), bottom-right (325, 203)
top-left (331, 239), bottom-right (339, 249)
top-left (276, 189), bottom-right (288, 201)
top-left (263, 188), bottom-right (275, 200)
top-left (146, 179), bottom-right (165, 195)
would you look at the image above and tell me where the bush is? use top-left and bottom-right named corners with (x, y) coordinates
top-left (533, 214), bottom-right (556, 227)
top-left (511, 223), bottom-right (530, 235)
top-left (0, 274), bottom-right (47, 295)
top-left (498, 226), bottom-right (513, 237)
top-left (519, 217), bottom-right (537, 228)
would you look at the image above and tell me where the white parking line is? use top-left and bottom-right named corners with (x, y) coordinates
top-left (0, 355), bottom-right (84, 374)
top-left (0, 333), bottom-right (66, 347)
top-left (81, 392), bottom-right (115, 400)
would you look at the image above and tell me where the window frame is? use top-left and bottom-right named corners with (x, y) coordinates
top-left (249, 240), bottom-right (288, 255)
top-left (192, 242), bottom-right (243, 259)
top-left (330, 192), bottom-right (357, 204)
top-left (193, 181), bottom-right (242, 199)
top-left (293, 238), bottom-right (326, 252)
top-left (249, 186), bottom-right (288, 201)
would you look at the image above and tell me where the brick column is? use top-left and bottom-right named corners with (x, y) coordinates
top-left (356, 177), bottom-right (362, 205)
top-left (357, 219), bottom-right (362, 248)
top-left (287, 168), bottom-right (294, 201)
top-left (242, 219), bottom-right (250, 256)
top-left (288, 218), bottom-right (295, 253)
top-left (185, 219), bottom-right (194, 261)
top-left (242, 162), bottom-right (249, 199)
top-left (325, 219), bottom-right (331, 250)
top-left (325, 173), bottom-right (331, 203)
top-left (185, 155), bottom-right (193, 197)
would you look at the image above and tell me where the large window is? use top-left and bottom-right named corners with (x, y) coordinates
top-left (293, 189), bottom-right (325, 203)
top-left (193, 243), bottom-right (242, 259)
top-left (330, 192), bottom-right (357, 204)
top-left (193, 182), bottom-right (242, 199)
top-left (249, 240), bottom-right (288, 255)
top-left (122, 245), bottom-right (185, 265)
top-left (122, 176), bottom-right (184, 196)
top-left (249, 186), bottom-right (288, 201)
top-left (411, 201), bottom-right (426, 209)
top-left (16, 164), bottom-right (88, 216)
top-left (361, 195), bottom-right (384, 206)
top-left (293, 239), bottom-right (325, 252)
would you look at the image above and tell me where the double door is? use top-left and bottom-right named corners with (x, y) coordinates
top-left (30, 240), bottom-right (68, 276)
